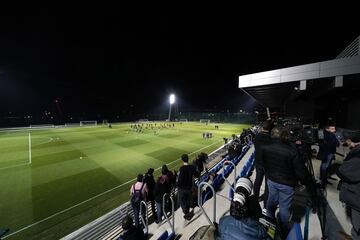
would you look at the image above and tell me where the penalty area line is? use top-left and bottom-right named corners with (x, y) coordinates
top-left (4, 140), bottom-right (224, 238)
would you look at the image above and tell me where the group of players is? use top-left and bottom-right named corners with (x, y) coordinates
top-left (129, 122), bottom-right (176, 134)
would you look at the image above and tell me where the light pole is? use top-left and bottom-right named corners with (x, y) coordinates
top-left (168, 94), bottom-right (175, 121)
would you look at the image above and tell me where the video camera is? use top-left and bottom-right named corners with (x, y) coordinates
top-left (273, 117), bottom-right (321, 145)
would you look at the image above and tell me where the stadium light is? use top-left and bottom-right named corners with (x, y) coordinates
top-left (168, 94), bottom-right (175, 121)
top-left (169, 94), bottom-right (175, 105)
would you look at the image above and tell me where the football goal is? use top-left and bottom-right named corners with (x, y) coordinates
top-left (80, 121), bottom-right (98, 127)
top-left (200, 119), bottom-right (210, 124)
top-left (179, 118), bottom-right (188, 122)
top-left (137, 119), bottom-right (149, 123)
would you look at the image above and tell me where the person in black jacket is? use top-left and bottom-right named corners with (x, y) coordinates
top-left (317, 122), bottom-right (340, 185)
top-left (117, 215), bottom-right (146, 240)
top-left (337, 132), bottom-right (360, 239)
top-left (143, 168), bottom-right (156, 222)
top-left (177, 154), bottom-right (198, 221)
top-left (154, 167), bottom-right (172, 223)
top-left (253, 120), bottom-right (273, 207)
top-left (262, 127), bottom-right (308, 238)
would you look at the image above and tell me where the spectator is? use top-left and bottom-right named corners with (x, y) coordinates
top-left (162, 164), bottom-right (176, 187)
top-left (317, 122), bottom-right (340, 185)
top-left (130, 174), bottom-right (148, 227)
top-left (227, 145), bottom-right (237, 159)
top-left (194, 152), bottom-right (208, 174)
top-left (117, 215), bottom-right (146, 240)
top-left (218, 178), bottom-right (271, 240)
top-left (176, 154), bottom-right (198, 220)
top-left (253, 120), bottom-right (273, 208)
top-left (337, 132), bottom-right (360, 239)
top-left (154, 167), bottom-right (171, 223)
top-left (261, 127), bottom-right (308, 238)
top-left (143, 168), bottom-right (156, 222)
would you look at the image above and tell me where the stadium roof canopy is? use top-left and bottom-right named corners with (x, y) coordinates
top-left (238, 36), bottom-right (360, 108)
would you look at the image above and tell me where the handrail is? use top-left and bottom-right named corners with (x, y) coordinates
top-left (163, 193), bottom-right (175, 234)
top-left (198, 182), bottom-right (216, 226)
top-left (221, 160), bottom-right (236, 190)
top-left (139, 201), bottom-right (148, 235)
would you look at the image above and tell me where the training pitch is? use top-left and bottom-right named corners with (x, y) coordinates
top-left (0, 122), bottom-right (248, 239)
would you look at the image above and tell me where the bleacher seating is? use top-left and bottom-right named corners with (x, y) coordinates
top-left (64, 140), bottom-right (253, 240)
top-left (157, 230), bottom-right (175, 240)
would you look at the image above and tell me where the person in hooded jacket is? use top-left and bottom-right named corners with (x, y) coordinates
top-left (337, 131), bottom-right (360, 239)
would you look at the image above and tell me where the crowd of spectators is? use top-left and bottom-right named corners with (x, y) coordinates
top-left (119, 150), bottom-right (209, 239)
top-left (118, 120), bottom-right (360, 240)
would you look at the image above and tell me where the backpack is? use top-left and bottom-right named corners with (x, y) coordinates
top-left (131, 183), bottom-right (145, 206)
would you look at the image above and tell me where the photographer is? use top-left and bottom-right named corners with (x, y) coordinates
top-left (218, 178), bottom-right (271, 240)
top-left (337, 132), bottom-right (360, 239)
top-left (317, 122), bottom-right (340, 186)
top-left (261, 127), bottom-right (309, 238)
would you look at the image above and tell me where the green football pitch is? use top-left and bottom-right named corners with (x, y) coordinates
top-left (0, 122), bottom-right (249, 239)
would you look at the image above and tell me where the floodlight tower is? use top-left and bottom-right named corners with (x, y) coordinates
top-left (168, 94), bottom-right (175, 121)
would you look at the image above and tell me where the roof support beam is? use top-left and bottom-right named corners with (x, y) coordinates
top-left (239, 55), bottom-right (360, 88)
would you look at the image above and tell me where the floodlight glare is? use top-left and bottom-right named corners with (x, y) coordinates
top-left (168, 94), bottom-right (176, 121)
top-left (169, 94), bottom-right (175, 105)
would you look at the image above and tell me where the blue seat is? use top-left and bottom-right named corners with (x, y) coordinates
top-left (158, 231), bottom-right (168, 240)
top-left (166, 232), bottom-right (175, 240)
top-left (224, 168), bottom-right (231, 178)
top-left (245, 161), bottom-right (250, 169)
top-left (214, 176), bottom-right (224, 190)
top-left (203, 190), bottom-right (213, 203)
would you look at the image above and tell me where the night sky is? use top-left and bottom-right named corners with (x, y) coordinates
top-left (0, 7), bottom-right (358, 121)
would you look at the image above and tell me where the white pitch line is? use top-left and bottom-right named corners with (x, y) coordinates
top-left (4, 139), bottom-right (224, 238)
top-left (0, 163), bottom-right (29, 171)
top-left (29, 133), bottom-right (32, 164)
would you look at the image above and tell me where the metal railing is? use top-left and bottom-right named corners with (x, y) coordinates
top-left (139, 201), bottom-right (149, 236)
top-left (163, 193), bottom-right (175, 234)
top-left (198, 182), bottom-right (216, 227)
top-left (221, 160), bottom-right (236, 191)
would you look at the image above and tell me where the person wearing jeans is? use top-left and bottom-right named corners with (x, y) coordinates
top-left (317, 123), bottom-right (339, 185)
top-left (261, 127), bottom-right (309, 238)
top-left (320, 153), bottom-right (335, 183)
top-left (266, 179), bottom-right (295, 230)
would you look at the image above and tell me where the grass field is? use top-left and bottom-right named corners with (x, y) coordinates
top-left (0, 122), bottom-right (249, 239)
